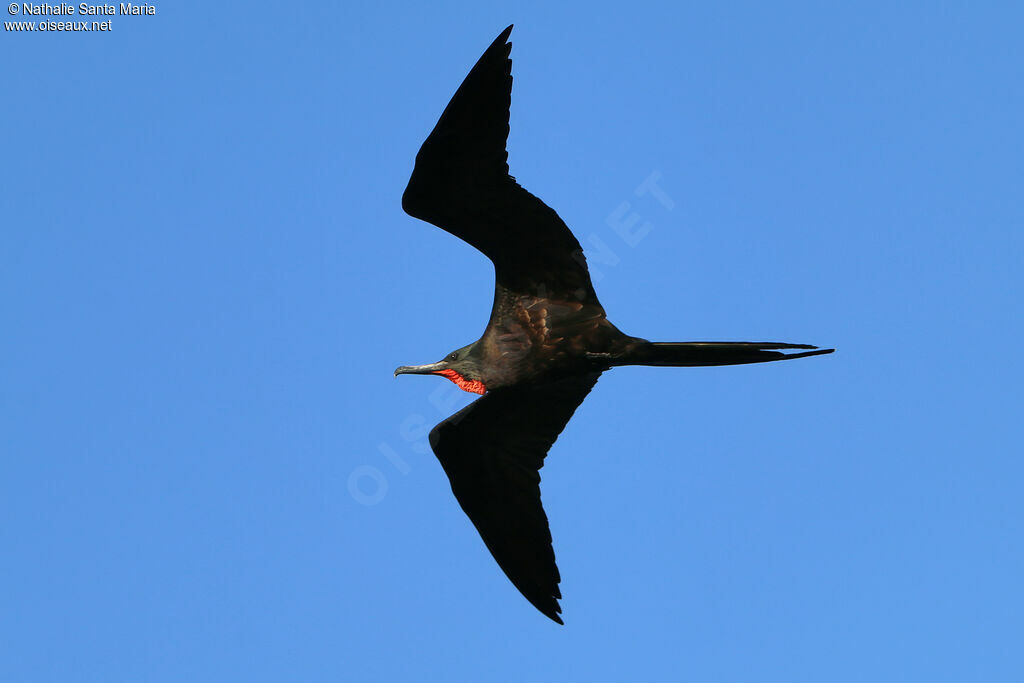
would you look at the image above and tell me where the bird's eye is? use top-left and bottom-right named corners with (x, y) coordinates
top-left (448, 353), bottom-right (458, 360)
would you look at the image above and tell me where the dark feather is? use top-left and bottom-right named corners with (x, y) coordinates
top-left (402, 25), bottom-right (598, 304)
top-left (428, 372), bottom-right (602, 623)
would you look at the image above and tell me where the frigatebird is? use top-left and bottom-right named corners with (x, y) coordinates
top-left (396, 25), bottom-right (833, 624)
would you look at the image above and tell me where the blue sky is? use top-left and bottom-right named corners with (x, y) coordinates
top-left (3, 2), bottom-right (1022, 681)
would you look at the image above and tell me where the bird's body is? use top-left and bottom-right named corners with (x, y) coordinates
top-left (462, 287), bottom-right (629, 390)
top-left (396, 25), bottom-right (833, 624)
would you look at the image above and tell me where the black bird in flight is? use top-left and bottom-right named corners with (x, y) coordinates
top-left (396, 25), bottom-right (833, 624)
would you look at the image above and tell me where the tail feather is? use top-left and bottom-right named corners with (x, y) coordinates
top-left (619, 342), bottom-right (835, 367)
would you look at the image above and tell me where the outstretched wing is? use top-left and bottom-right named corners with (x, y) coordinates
top-left (428, 372), bottom-right (601, 624)
top-left (402, 25), bottom-right (599, 304)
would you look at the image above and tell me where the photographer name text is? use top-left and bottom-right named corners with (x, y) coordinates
top-left (14, 3), bottom-right (155, 15)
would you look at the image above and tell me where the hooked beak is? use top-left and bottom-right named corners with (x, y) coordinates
top-left (394, 361), bottom-right (448, 377)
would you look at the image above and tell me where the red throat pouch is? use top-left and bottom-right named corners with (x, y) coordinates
top-left (434, 369), bottom-right (486, 395)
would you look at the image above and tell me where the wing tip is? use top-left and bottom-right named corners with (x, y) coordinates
top-left (494, 24), bottom-right (513, 58)
top-left (536, 598), bottom-right (564, 625)
top-left (525, 586), bottom-right (564, 625)
top-left (493, 25), bottom-right (513, 58)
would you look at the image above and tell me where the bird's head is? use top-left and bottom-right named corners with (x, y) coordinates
top-left (394, 343), bottom-right (487, 395)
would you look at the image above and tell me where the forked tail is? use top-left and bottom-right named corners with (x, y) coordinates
top-left (618, 341), bottom-right (834, 367)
